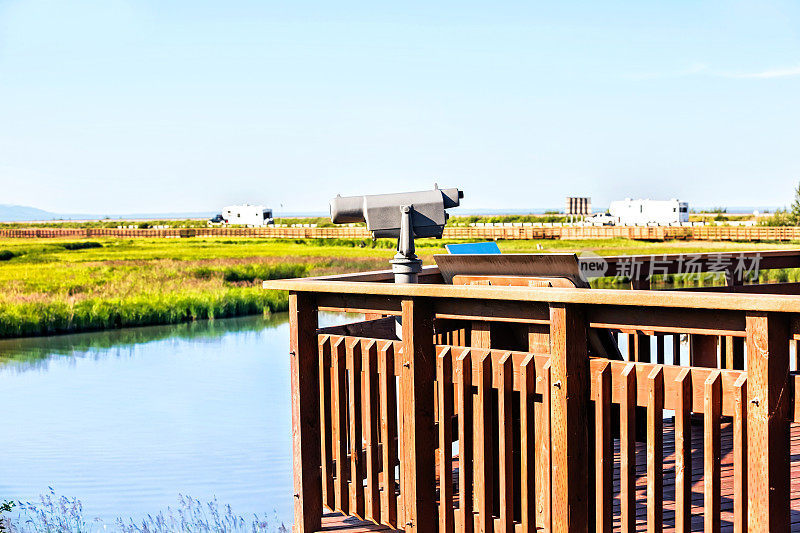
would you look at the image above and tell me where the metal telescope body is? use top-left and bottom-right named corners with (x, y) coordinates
top-left (330, 187), bottom-right (463, 283)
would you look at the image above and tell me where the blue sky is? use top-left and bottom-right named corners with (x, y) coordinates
top-left (1, 0), bottom-right (799, 214)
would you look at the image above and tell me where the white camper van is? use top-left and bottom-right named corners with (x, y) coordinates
top-left (215, 204), bottom-right (274, 226)
top-left (608, 199), bottom-right (689, 226)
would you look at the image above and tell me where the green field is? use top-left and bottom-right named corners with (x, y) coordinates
top-left (0, 236), bottom-right (797, 339)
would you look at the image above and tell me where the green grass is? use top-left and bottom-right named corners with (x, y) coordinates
top-left (0, 237), bottom-right (392, 338)
top-left (0, 236), bottom-right (797, 339)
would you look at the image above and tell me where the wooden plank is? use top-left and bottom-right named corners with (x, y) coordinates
top-left (540, 361), bottom-right (552, 533)
top-left (363, 341), bottom-right (381, 523)
top-left (471, 321), bottom-right (491, 348)
top-left (475, 351), bottom-right (494, 533)
top-left (319, 335), bottom-right (335, 511)
top-left (264, 278), bottom-right (800, 315)
top-left (674, 368), bottom-right (691, 533)
top-left (399, 298), bottom-right (437, 533)
top-left (347, 339), bottom-right (365, 518)
top-left (690, 334), bottom-right (718, 368)
top-left (378, 342), bottom-right (397, 527)
top-left (646, 366), bottom-right (663, 533)
top-left (672, 334), bottom-right (681, 366)
top-left (548, 303), bottom-right (589, 533)
top-left (632, 332), bottom-right (651, 363)
top-left (520, 355), bottom-right (536, 533)
top-left (655, 335), bottom-right (664, 365)
top-left (437, 347), bottom-right (455, 533)
top-left (436, 299), bottom-right (550, 325)
top-left (746, 312), bottom-right (791, 532)
top-left (620, 363), bottom-right (636, 533)
top-left (333, 337), bottom-right (349, 514)
top-left (317, 293), bottom-right (403, 316)
top-left (456, 350), bottom-right (474, 533)
top-left (528, 324), bottom-right (550, 354)
top-left (289, 292), bottom-right (323, 533)
top-left (498, 353), bottom-right (514, 533)
top-left (594, 362), bottom-right (612, 533)
top-left (733, 374), bottom-right (747, 533)
top-left (588, 306), bottom-right (743, 337)
top-left (704, 370), bottom-right (721, 533)
top-left (453, 274), bottom-right (576, 288)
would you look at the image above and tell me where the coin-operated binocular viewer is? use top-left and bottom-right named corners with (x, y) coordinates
top-left (330, 186), bottom-right (464, 283)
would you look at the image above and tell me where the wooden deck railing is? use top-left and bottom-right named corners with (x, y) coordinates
top-left (267, 258), bottom-right (800, 533)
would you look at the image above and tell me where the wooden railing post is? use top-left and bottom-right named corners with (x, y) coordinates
top-left (400, 297), bottom-right (437, 533)
top-left (548, 303), bottom-right (589, 533)
top-left (746, 312), bottom-right (790, 532)
top-left (289, 292), bottom-right (322, 533)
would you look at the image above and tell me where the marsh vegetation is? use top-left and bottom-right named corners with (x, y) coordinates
top-left (0, 236), bottom-right (795, 338)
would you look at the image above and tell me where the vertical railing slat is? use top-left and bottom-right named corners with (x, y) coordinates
top-left (318, 335), bottom-right (335, 510)
top-left (347, 339), bottom-right (365, 517)
top-left (363, 340), bottom-right (381, 522)
top-left (655, 335), bottom-right (664, 365)
top-left (438, 347), bottom-right (455, 533)
top-left (672, 334), bottom-right (681, 365)
top-left (674, 368), bottom-right (691, 533)
top-left (646, 367), bottom-right (663, 533)
top-left (594, 362), bottom-right (612, 533)
top-left (520, 355), bottom-right (536, 533)
top-left (541, 361), bottom-right (552, 533)
top-left (733, 374), bottom-right (747, 533)
top-left (620, 363), bottom-right (637, 533)
top-left (332, 337), bottom-right (350, 515)
top-left (379, 341), bottom-right (398, 527)
top-left (704, 370), bottom-right (721, 533)
top-left (475, 351), bottom-right (494, 533)
top-left (536, 360), bottom-right (552, 533)
top-left (457, 350), bottom-right (474, 533)
top-left (498, 353), bottom-right (514, 533)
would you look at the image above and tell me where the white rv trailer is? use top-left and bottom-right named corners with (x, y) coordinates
top-left (220, 204), bottom-right (273, 226)
top-left (608, 198), bottom-right (689, 226)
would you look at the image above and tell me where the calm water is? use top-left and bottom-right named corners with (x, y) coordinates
top-left (0, 313), bottom-right (350, 525)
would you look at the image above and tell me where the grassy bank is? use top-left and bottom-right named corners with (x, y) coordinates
top-left (0, 238), bottom-right (391, 338)
top-left (0, 236), bottom-right (797, 339)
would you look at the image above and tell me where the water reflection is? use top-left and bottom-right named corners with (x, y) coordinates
top-left (0, 313), bottom-right (290, 372)
top-left (0, 312), bottom-right (351, 525)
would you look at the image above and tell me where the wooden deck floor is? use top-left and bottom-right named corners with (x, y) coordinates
top-left (316, 421), bottom-right (800, 533)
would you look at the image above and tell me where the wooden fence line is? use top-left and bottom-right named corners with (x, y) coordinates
top-left (4, 225), bottom-right (800, 241)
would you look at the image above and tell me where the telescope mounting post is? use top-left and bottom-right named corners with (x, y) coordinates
top-left (389, 204), bottom-right (422, 284)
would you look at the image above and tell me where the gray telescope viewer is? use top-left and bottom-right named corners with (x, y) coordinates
top-left (330, 186), bottom-right (463, 283)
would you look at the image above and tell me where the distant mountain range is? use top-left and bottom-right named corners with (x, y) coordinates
top-left (0, 204), bottom-right (215, 222)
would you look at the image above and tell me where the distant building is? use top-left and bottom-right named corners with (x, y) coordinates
top-left (609, 198), bottom-right (689, 226)
top-left (565, 197), bottom-right (592, 216)
top-left (214, 204), bottom-right (273, 226)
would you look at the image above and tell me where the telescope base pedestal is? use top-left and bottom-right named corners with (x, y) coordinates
top-left (390, 256), bottom-right (422, 284)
